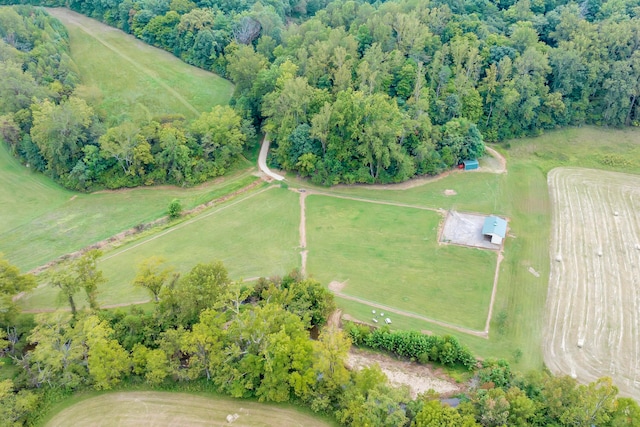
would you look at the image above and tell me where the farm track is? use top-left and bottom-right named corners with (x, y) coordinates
top-left (329, 283), bottom-right (489, 338)
top-left (544, 167), bottom-right (640, 399)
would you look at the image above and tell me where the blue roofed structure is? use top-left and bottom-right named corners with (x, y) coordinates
top-left (463, 159), bottom-right (479, 170)
top-left (482, 215), bottom-right (507, 245)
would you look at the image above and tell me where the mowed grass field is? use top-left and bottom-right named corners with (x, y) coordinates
top-left (295, 127), bottom-right (640, 371)
top-left (306, 196), bottom-right (496, 331)
top-left (47, 8), bottom-right (233, 123)
top-left (12, 122), bottom-right (640, 371)
top-left (0, 140), bottom-right (257, 271)
top-left (20, 187), bottom-right (300, 310)
top-left (43, 391), bottom-right (335, 427)
top-left (1, 7), bottom-right (242, 271)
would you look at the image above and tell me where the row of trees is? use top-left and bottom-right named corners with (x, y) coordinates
top-left (346, 323), bottom-right (477, 370)
top-left (21, 0), bottom-right (638, 184)
top-left (3, 1), bottom-right (640, 186)
top-left (0, 6), bottom-right (252, 190)
top-left (2, 254), bottom-right (640, 426)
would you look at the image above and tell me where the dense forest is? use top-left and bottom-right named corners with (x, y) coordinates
top-left (2, 253), bottom-right (640, 426)
top-left (2, 0), bottom-right (640, 186)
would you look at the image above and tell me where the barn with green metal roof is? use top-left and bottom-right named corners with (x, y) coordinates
top-left (482, 215), bottom-right (507, 245)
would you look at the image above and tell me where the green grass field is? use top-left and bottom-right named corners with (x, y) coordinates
top-left (11, 124), bottom-right (640, 371)
top-left (47, 8), bottom-right (233, 123)
top-left (0, 7), bottom-right (244, 271)
top-left (42, 391), bottom-right (335, 427)
top-left (306, 196), bottom-right (496, 330)
top-left (0, 141), bottom-right (258, 271)
top-left (295, 127), bottom-right (640, 371)
top-left (19, 187), bottom-right (301, 310)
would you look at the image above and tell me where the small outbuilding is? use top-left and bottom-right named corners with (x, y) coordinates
top-left (463, 159), bottom-right (479, 170)
top-left (482, 215), bottom-right (507, 245)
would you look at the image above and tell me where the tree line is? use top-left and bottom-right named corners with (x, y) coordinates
top-left (2, 0), bottom-right (638, 185)
top-left (0, 6), bottom-right (253, 190)
top-left (2, 254), bottom-right (640, 426)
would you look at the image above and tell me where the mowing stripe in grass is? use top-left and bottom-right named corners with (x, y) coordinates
top-left (47, 8), bottom-right (199, 116)
top-left (102, 185), bottom-right (276, 262)
top-left (311, 190), bottom-right (442, 212)
top-left (333, 292), bottom-right (489, 338)
top-left (306, 195), bottom-right (496, 331)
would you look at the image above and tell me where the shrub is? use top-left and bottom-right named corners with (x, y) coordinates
top-left (167, 199), bottom-right (182, 219)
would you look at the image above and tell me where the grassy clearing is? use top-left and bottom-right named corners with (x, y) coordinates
top-left (306, 195), bottom-right (496, 331)
top-left (0, 140), bottom-right (257, 272)
top-left (12, 126), bottom-right (640, 370)
top-left (47, 8), bottom-right (233, 123)
top-left (312, 127), bottom-right (640, 372)
top-left (42, 391), bottom-right (334, 427)
top-left (20, 187), bottom-right (300, 310)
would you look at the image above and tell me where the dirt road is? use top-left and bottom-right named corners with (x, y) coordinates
top-left (258, 135), bottom-right (284, 181)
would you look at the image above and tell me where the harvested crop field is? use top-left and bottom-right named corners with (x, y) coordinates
top-left (44, 391), bottom-right (333, 427)
top-left (544, 167), bottom-right (640, 399)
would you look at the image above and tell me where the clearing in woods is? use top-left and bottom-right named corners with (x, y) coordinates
top-left (46, 8), bottom-right (233, 122)
top-left (43, 391), bottom-right (334, 427)
top-left (544, 167), bottom-right (640, 400)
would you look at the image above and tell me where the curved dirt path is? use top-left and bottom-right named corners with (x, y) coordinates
top-left (331, 145), bottom-right (507, 191)
top-left (258, 135), bottom-right (285, 181)
top-left (484, 146), bottom-right (507, 174)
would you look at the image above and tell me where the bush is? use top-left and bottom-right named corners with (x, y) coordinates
top-left (347, 324), bottom-right (477, 370)
top-left (167, 199), bottom-right (182, 219)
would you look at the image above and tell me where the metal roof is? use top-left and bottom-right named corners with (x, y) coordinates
top-left (463, 159), bottom-right (479, 166)
top-left (482, 215), bottom-right (507, 238)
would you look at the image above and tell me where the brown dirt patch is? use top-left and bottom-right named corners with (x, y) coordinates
top-left (443, 189), bottom-right (457, 196)
top-left (346, 348), bottom-right (463, 398)
top-left (327, 309), bottom-right (342, 329)
top-left (328, 280), bottom-right (347, 293)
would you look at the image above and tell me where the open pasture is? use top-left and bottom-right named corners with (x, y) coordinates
top-left (20, 187), bottom-right (300, 310)
top-left (44, 391), bottom-right (333, 427)
top-left (306, 195), bottom-right (497, 331)
top-left (544, 167), bottom-right (640, 399)
top-left (0, 136), bottom-right (257, 271)
top-left (46, 8), bottom-right (233, 123)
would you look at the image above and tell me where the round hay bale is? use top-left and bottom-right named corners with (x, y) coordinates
top-left (555, 255), bottom-right (562, 262)
top-left (614, 211), bottom-right (619, 216)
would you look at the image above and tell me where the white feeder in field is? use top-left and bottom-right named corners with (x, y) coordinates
top-left (372, 310), bottom-right (376, 314)
top-left (385, 318), bottom-right (392, 324)
top-left (380, 312), bottom-right (384, 316)
top-left (372, 318), bottom-right (378, 323)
